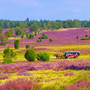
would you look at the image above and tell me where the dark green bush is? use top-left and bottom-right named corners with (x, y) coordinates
top-left (85, 35), bottom-right (88, 37)
top-left (49, 38), bottom-right (53, 42)
top-left (42, 33), bottom-right (45, 36)
top-left (76, 36), bottom-right (78, 39)
top-left (37, 40), bottom-right (40, 42)
top-left (26, 44), bottom-right (30, 49)
top-left (24, 48), bottom-right (36, 62)
top-left (42, 36), bottom-right (48, 39)
top-left (39, 37), bottom-right (42, 39)
top-left (39, 33), bottom-right (48, 39)
top-left (37, 39), bottom-right (42, 42)
top-left (40, 38), bottom-right (42, 42)
top-left (28, 33), bottom-right (34, 39)
top-left (39, 36), bottom-right (48, 39)
top-left (14, 40), bottom-right (19, 49)
top-left (81, 38), bottom-right (89, 40)
top-left (36, 52), bottom-right (50, 61)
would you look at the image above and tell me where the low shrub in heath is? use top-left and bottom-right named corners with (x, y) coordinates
top-left (37, 40), bottom-right (40, 42)
top-left (76, 36), bottom-right (78, 39)
top-left (28, 33), bottom-right (34, 39)
top-left (0, 78), bottom-right (41, 90)
top-left (14, 40), bottom-right (19, 49)
top-left (37, 39), bottom-right (42, 42)
top-left (81, 38), bottom-right (89, 40)
top-left (85, 34), bottom-right (88, 37)
top-left (25, 48), bottom-right (36, 62)
top-left (39, 33), bottom-right (48, 39)
top-left (26, 44), bottom-right (30, 49)
top-left (49, 38), bottom-right (53, 42)
top-left (36, 52), bottom-right (50, 61)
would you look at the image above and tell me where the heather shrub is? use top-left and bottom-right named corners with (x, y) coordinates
top-left (81, 38), bottom-right (89, 40)
top-left (27, 66), bottom-right (38, 71)
top-left (14, 39), bottom-right (19, 49)
top-left (0, 76), bottom-right (9, 80)
top-left (26, 44), bottom-right (30, 49)
top-left (0, 78), bottom-right (41, 90)
top-left (49, 38), bottom-right (53, 42)
top-left (85, 34), bottom-right (88, 37)
top-left (17, 71), bottom-right (32, 76)
top-left (36, 52), bottom-right (50, 61)
top-left (25, 48), bottom-right (36, 62)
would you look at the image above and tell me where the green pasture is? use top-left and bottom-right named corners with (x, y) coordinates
top-left (0, 44), bottom-right (90, 62)
top-left (0, 50), bottom-right (90, 62)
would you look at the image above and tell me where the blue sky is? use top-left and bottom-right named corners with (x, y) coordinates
top-left (0, 0), bottom-right (90, 21)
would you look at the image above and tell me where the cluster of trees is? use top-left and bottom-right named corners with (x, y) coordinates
top-left (3, 46), bottom-right (50, 64)
top-left (76, 34), bottom-right (90, 40)
top-left (0, 18), bottom-right (90, 29)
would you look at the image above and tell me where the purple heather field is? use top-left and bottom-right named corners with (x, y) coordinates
top-left (2, 27), bottom-right (90, 49)
top-left (1, 27), bottom-right (90, 90)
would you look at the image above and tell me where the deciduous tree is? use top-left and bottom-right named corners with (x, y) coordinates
top-left (0, 33), bottom-right (7, 44)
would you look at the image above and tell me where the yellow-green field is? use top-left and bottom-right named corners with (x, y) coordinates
top-left (36, 44), bottom-right (90, 50)
top-left (0, 44), bottom-right (90, 90)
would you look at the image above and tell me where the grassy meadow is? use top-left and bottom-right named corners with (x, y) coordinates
top-left (0, 27), bottom-right (90, 90)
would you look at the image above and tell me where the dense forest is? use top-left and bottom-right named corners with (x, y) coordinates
top-left (0, 18), bottom-right (89, 29)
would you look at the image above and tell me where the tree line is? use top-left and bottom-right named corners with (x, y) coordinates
top-left (0, 18), bottom-right (90, 29)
